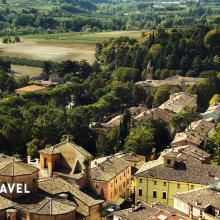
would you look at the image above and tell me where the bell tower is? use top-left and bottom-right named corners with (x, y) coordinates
top-left (146, 61), bottom-right (153, 80)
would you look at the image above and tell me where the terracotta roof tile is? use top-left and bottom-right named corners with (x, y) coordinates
top-left (91, 156), bottom-right (130, 181)
top-left (38, 177), bottom-right (104, 207)
top-left (174, 186), bottom-right (220, 210)
top-left (135, 160), bottom-right (220, 185)
top-left (0, 161), bottom-right (38, 176)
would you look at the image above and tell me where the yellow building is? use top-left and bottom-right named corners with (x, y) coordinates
top-left (135, 151), bottom-right (220, 207)
top-left (117, 152), bottom-right (145, 194)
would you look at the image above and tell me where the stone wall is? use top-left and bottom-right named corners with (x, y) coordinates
top-left (0, 172), bottom-right (38, 199)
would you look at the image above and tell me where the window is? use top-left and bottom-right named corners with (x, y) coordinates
top-left (163, 182), bottom-right (166, 186)
top-left (163, 192), bottom-right (167, 199)
top-left (191, 185), bottom-right (194, 190)
top-left (123, 182), bottom-right (125, 188)
top-left (167, 159), bottom-right (171, 165)
top-left (116, 178), bottom-right (117, 184)
top-left (127, 179), bottom-right (130, 185)
top-left (153, 181), bottom-right (157, 185)
top-left (139, 188), bottom-right (142, 196)
top-left (177, 183), bottom-right (180, 189)
top-left (127, 169), bottom-right (130, 174)
top-left (139, 178), bottom-right (142, 183)
top-left (124, 171), bottom-right (125, 177)
top-left (153, 190), bottom-right (157, 198)
top-left (33, 178), bottom-right (37, 185)
top-left (96, 182), bottom-right (100, 188)
top-left (44, 158), bottom-right (48, 169)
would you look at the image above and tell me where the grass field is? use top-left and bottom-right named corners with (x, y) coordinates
top-left (22, 30), bottom-right (144, 44)
top-left (11, 65), bottom-right (43, 79)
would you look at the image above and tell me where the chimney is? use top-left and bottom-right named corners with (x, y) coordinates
top-left (35, 158), bottom-right (40, 168)
top-left (27, 156), bottom-right (31, 164)
top-left (6, 209), bottom-right (17, 220)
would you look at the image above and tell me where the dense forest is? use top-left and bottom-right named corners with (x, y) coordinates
top-left (96, 27), bottom-right (220, 78)
top-left (0, 26), bottom-right (220, 163)
top-left (1, 0), bottom-right (220, 35)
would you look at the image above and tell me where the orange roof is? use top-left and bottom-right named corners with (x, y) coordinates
top-left (16, 85), bottom-right (46, 93)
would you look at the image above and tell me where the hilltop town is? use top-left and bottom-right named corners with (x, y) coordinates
top-left (0, 17), bottom-right (220, 220)
top-left (0, 58), bottom-right (220, 220)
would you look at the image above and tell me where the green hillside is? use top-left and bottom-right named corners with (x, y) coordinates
top-left (1, 0), bottom-right (220, 36)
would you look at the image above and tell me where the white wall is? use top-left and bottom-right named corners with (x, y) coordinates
top-left (174, 197), bottom-right (190, 214)
top-left (193, 207), bottom-right (201, 217)
top-left (113, 214), bottom-right (127, 220)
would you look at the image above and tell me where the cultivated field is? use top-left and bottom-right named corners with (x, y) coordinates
top-left (0, 31), bottom-right (144, 63)
top-left (22, 30), bottom-right (144, 44)
top-left (0, 42), bottom-right (96, 63)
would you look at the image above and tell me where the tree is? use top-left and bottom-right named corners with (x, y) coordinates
top-left (206, 123), bottom-right (220, 165)
top-left (15, 36), bottom-right (20, 42)
top-left (124, 125), bottom-right (155, 155)
top-left (132, 84), bottom-right (146, 105)
top-left (204, 29), bottom-right (220, 52)
top-left (2, 119), bottom-right (24, 155)
top-left (96, 128), bottom-right (119, 156)
top-left (2, 37), bottom-right (8, 43)
top-left (16, 75), bottom-right (29, 88)
top-left (112, 67), bottom-right (140, 82)
top-left (186, 70), bottom-right (198, 77)
top-left (116, 110), bottom-right (131, 152)
top-left (209, 94), bottom-right (220, 106)
top-left (43, 61), bottom-right (53, 78)
top-left (26, 138), bottom-right (45, 158)
top-left (186, 77), bottom-right (220, 110)
top-left (0, 70), bottom-right (16, 92)
top-left (180, 56), bottom-right (191, 72)
top-left (153, 86), bottom-right (170, 107)
top-left (169, 106), bottom-right (199, 132)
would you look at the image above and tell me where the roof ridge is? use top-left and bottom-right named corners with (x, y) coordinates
top-left (51, 141), bottom-right (92, 157)
top-left (175, 186), bottom-right (209, 196)
top-left (35, 197), bottom-right (52, 214)
top-left (95, 164), bottom-right (108, 181)
top-left (51, 141), bottom-right (68, 149)
top-left (0, 161), bottom-right (12, 172)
